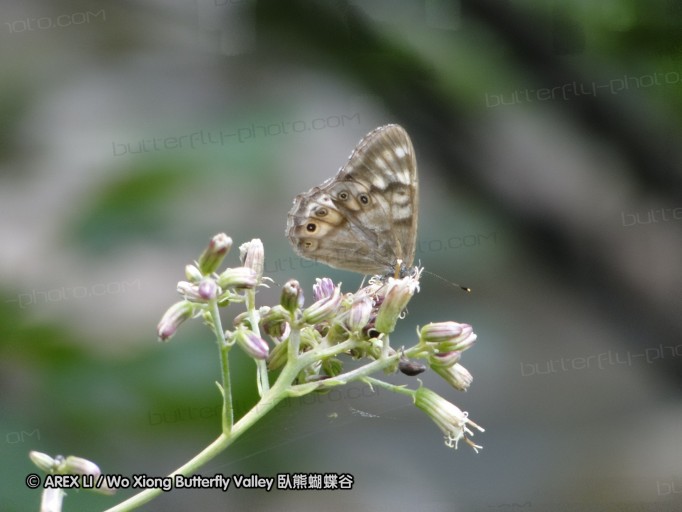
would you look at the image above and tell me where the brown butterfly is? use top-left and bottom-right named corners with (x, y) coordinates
top-left (286, 124), bottom-right (418, 277)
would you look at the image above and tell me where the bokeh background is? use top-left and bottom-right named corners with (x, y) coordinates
top-left (1, 0), bottom-right (681, 510)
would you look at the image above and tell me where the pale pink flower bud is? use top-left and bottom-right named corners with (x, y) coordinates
top-left (414, 387), bottom-right (484, 452)
top-left (184, 264), bottom-right (203, 282)
top-left (157, 301), bottom-right (193, 341)
top-left (217, 267), bottom-right (257, 289)
top-left (198, 233), bottom-right (232, 275)
top-left (346, 296), bottom-right (373, 332)
top-left (428, 350), bottom-right (462, 368)
top-left (432, 363), bottom-right (473, 391)
top-left (235, 329), bottom-right (270, 360)
top-left (312, 277), bottom-right (335, 301)
top-left (239, 239), bottom-right (264, 283)
top-left (420, 322), bottom-right (477, 352)
top-left (198, 278), bottom-right (218, 300)
top-left (303, 285), bottom-right (342, 324)
top-left (281, 280), bottom-right (304, 313)
top-left (375, 276), bottom-right (419, 334)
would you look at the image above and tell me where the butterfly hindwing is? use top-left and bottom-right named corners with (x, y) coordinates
top-left (286, 124), bottom-right (418, 275)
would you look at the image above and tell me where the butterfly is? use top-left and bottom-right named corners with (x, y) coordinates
top-left (286, 124), bottom-right (418, 278)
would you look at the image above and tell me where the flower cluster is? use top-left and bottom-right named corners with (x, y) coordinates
top-left (157, 234), bottom-right (271, 361)
top-left (156, 234), bottom-right (483, 452)
top-left (264, 274), bottom-right (483, 449)
top-left (29, 234), bottom-right (485, 512)
top-left (264, 272), bottom-right (422, 379)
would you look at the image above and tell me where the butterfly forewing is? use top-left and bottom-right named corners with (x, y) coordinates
top-left (286, 124), bottom-right (418, 276)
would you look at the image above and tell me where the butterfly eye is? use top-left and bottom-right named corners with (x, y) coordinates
top-left (358, 193), bottom-right (370, 205)
top-left (315, 208), bottom-right (328, 217)
top-left (337, 191), bottom-right (349, 201)
top-left (306, 222), bottom-right (317, 232)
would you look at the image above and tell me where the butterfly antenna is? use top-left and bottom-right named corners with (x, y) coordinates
top-left (422, 269), bottom-right (471, 293)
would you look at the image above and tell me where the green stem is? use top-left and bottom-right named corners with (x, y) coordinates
top-left (287, 322), bottom-right (300, 364)
top-left (381, 334), bottom-right (390, 359)
top-left (245, 289), bottom-right (269, 396)
top-left (295, 338), bottom-right (358, 367)
top-left (311, 351), bottom-right (399, 390)
top-left (362, 376), bottom-right (415, 398)
top-left (104, 305), bottom-right (426, 511)
top-left (210, 300), bottom-right (232, 434)
top-left (103, 363), bottom-right (300, 512)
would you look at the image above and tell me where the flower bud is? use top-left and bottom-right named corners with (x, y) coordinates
top-left (299, 326), bottom-right (322, 350)
top-left (414, 386), bottom-right (483, 452)
top-left (63, 456), bottom-right (101, 477)
top-left (346, 296), bottom-right (372, 332)
top-left (420, 321), bottom-right (464, 343)
top-left (312, 277), bottom-right (335, 301)
top-left (432, 363), bottom-right (473, 391)
top-left (198, 233), bottom-right (232, 275)
top-left (185, 264), bottom-right (203, 282)
top-left (30, 451), bottom-right (57, 472)
top-left (281, 280), bottom-right (303, 313)
top-left (217, 267), bottom-right (257, 289)
top-left (322, 357), bottom-right (343, 377)
top-left (234, 328), bottom-right (269, 360)
top-left (302, 284), bottom-right (342, 324)
top-left (239, 239), bottom-right (264, 283)
top-left (157, 301), bottom-right (193, 341)
top-left (232, 311), bottom-right (251, 329)
top-left (197, 278), bottom-right (218, 300)
top-left (375, 276), bottom-right (418, 334)
top-left (177, 281), bottom-right (203, 302)
top-left (441, 331), bottom-right (476, 353)
top-left (260, 305), bottom-right (289, 338)
top-left (267, 337), bottom-right (289, 370)
top-left (420, 322), bottom-right (477, 352)
top-left (428, 350), bottom-right (462, 368)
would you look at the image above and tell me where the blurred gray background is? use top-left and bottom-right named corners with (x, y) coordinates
top-left (1, 0), bottom-right (681, 510)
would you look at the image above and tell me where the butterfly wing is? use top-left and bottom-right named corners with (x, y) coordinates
top-left (286, 124), bottom-right (418, 275)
